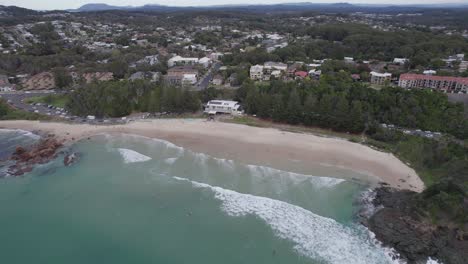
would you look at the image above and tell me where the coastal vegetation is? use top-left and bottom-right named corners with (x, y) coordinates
top-left (237, 74), bottom-right (468, 140)
top-left (65, 80), bottom-right (200, 117)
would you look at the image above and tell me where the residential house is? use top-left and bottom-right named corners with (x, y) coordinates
top-left (167, 56), bottom-right (199, 67)
top-left (295, 71), bottom-right (308, 79)
top-left (212, 75), bottom-right (224, 85)
top-left (393, 58), bottom-right (408, 65)
top-left (250, 65), bottom-right (264, 80)
top-left (370, 72), bottom-right (392, 85)
top-left (165, 66), bottom-right (199, 86)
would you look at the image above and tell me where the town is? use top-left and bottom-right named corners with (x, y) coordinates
top-left (0, 3), bottom-right (467, 264)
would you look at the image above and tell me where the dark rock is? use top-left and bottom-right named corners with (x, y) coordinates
top-left (367, 187), bottom-right (468, 264)
top-left (63, 152), bottom-right (79, 167)
top-left (7, 137), bottom-right (64, 177)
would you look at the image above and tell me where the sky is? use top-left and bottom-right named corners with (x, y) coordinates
top-left (1, 0), bottom-right (467, 10)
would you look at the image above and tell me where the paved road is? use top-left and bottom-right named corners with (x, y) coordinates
top-left (195, 62), bottom-right (221, 91)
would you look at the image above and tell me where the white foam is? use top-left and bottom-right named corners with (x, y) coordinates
top-left (426, 257), bottom-right (443, 264)
top-left (117, 148), bottom-right (151, 163)
top-left (173, 176), bottom-right (394, 264)
top-left (246, 164), bottom-right (345, 188)
top-left (164, 157), bottom-right (178, 164)
top-left (0, 129), bottom-right (40, 140)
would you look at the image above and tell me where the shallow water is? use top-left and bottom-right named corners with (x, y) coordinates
top-left (0, 131), bottom-right (399, 264)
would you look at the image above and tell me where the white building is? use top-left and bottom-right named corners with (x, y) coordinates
top-left (167, 56), bottom-right (200, 67)
top-left (198, 57), bottom-right (212, 68)
top-left (250, 65), bottom-right (264, 80)
top-left (370, 72), bottom-right (392, 85)
top-left (204, 100), bottom-right (243, 115)
top-left (182, 74), bottom-right (198, 85)
top-left (393, 58), bottom-right (409, 65)
top-left (423, 70), bottom-right (437, 75)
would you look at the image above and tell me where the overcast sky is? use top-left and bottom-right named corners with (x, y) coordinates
top-left (1, 0), bottom-right (467, 10)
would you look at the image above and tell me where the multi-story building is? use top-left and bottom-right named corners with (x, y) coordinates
top-left (398, 74), bottom-right (468, 93)
top-left (250, 65), bottom-right (264, 80)
top-left (370, 72), bottom-right (392, 85)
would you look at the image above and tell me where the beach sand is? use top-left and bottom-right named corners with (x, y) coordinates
top-left (0, 119), bottom-right (424, 192)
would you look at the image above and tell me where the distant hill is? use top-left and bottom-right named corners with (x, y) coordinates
top-left (0, 5), bottom-right (38, 16)
top-left (75, 3), bottom-right (133, 12)
top-left (70, 2), bottom-right (468, 13)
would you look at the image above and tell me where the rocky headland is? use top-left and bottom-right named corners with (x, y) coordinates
top-left (366, 182), bottom-right (468, 264)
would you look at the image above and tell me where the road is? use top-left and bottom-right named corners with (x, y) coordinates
top-left (195, 62), bottom-right (221, 91)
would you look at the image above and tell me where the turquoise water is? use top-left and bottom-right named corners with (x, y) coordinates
top-left (0, 131), bottom-right (397, 264)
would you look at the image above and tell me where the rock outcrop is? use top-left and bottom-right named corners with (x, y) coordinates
top-left (367, 186), bottom-right (468, 264)
top-left (8, 136), bottom-right (63, 176)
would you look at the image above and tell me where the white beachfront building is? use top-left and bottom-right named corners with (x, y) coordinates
top-left (204, 100), bottom-right (243, 115)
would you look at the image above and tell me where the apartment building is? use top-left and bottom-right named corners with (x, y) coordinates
top-left (398, 73), bottom-right (468, 93)
top-left (370, 72), bottom-right (392, 85)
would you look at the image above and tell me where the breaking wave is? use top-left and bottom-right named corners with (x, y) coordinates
top-left (117, 148), bottom-right (152, 163)
top-left (173, 176), bottom-right (398, 264)
top-left (246, 164), bottom-right (345, 188)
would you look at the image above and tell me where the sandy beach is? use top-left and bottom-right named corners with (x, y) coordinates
top-left (0, 119), bottom-right (424, 192)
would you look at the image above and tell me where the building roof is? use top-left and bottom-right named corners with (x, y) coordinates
top-left (400, 73), bottom-right (468, 85)
top-left (295, 71), bottom-right (308, 78)
top-left (370, 71), bottom-right (392, 77)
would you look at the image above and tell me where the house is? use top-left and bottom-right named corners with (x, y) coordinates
top-left (344, 57), bottom-right (354, 64)
top-left (198, 57), bottom-right (212, 68)
top-left (264, 61), bottom-right (287, 73)
top-left (135, 55), bottom-right (159, 66)
top-left (250, 65), bottom-right (264, 80)
top-left (393, 58), bottom-right (409, 65)
top-left (212, 75), bottom-right (224, 85)
top-left (167, 56), bottom-right (199, 67)
top-left (129, 71), bottom-right (161, 82)
top-left (459, 61), bottom-right (468, 73)
top-left (295, 71), bottom-right (308, 79)
top-left (21, 72), bottom-right (55, 90)
top-left (204, 100), bottom-right (243, 115)
top-left (287, 63), bottom-right (301, 76)
top-left (370, 72), bottom-right (392, 85)
top-left (399, 73), bottom-right (468, 93)
top-left (165, 66), bottom-right (199, 86)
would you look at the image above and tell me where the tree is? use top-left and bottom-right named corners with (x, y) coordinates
top-left (286, 88), bottom-right (303, 124)
top-left (53, 67), bottom-right (73, 89)
top-left (108, 59), bottom-right (128, 79)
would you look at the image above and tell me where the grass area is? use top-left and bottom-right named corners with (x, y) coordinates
top-left (224, 115), bottom-right (363, 141)
top-left (25, 94), bottom-right (68, 108)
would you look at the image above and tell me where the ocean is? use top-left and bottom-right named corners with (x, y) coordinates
top-left (0, 130), bottom-right (401, 264)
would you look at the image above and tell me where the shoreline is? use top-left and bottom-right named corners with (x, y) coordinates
top-left (0, 119), bottom-right (425, 192)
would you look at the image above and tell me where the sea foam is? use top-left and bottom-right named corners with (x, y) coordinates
top-left (117, 148), bottom-right (151, 163)
top-left (173, 176), bottom-right (396, 264)
top-left (246, 164), bottom-right (345, 188)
